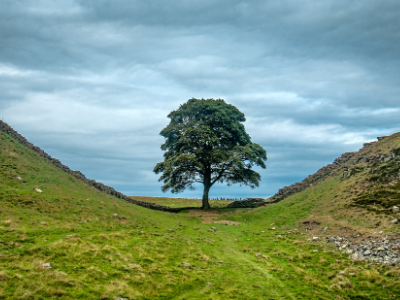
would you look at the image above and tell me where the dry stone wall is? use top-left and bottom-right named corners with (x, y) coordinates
top-left (0, 120), bottom-right (186, 213)
top-left (269, 151), bottom-right (357, 202)
top-left (269, 135), bottom-right (400, 202)
top-left (226, 198), bottom-right (275, 208)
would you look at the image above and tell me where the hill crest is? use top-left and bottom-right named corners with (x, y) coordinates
top-left (270, 132), bottom-right (400, 205)
top-left (0, 120), bottom-right (183, 212)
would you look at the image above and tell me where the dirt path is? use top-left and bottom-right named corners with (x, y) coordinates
top-left (187, 203), bottom-right (276, 224)
top-left (187, 208), bottom-right (242, 224)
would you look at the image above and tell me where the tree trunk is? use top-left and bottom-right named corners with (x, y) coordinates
top-left (202, 172), bottom-right (211, 209)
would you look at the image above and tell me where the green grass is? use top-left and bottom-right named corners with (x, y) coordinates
top-left (131, 196), bottom-right (233, 209)
top-left (1, 131), bottom-right (400, 299)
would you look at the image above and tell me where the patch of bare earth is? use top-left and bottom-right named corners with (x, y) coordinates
top-left (187, 209), bottom-right (240, 224)
top-left (213, 220), bottom-right (241, 225)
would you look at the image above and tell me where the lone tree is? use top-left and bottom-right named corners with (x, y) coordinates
top-left (153, 98), bottom-right (267, 209)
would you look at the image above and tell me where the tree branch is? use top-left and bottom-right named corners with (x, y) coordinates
top-left (211, 168), bottom-right (226, 185)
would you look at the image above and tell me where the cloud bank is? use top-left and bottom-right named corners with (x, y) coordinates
top-left (1, 0), bottom-right (400, 198)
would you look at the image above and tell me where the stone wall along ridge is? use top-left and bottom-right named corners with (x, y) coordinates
top-left (269, 134), bottom-right (396, 202)
top-left (0, 120), bottom-right (189, 213)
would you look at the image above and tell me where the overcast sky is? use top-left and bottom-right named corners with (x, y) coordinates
top-left (1, 0), bottom-right (400, 199)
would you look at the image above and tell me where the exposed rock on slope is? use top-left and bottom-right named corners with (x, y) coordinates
top-left (327, 235), bottom-right (400, 266)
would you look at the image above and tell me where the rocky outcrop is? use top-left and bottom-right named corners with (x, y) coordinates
top-left (0, 120), bottom-right (188, 213)
top-left (377, 136), bottom-right (388, 141)
top-left (326, 235), bottom-right (400, 266)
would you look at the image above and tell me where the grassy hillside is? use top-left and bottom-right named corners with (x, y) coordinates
top-left (1, 131), bottom-right (400, 299)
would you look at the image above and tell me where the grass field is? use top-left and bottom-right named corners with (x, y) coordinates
top-left (131, 196), bottom-right (233, 209)
top-left (1, 131), bottom-right (400, 299)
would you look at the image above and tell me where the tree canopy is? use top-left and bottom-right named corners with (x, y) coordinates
top-left (153, 98), bottom-right (267, 209)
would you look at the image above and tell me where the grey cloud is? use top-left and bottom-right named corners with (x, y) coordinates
top-left (1, 0), bottom-right (400, 198)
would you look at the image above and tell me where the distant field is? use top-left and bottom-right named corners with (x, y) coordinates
top-left (131, 196), bottom-right (233, 208)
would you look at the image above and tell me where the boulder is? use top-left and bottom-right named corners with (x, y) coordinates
top-left (42, 263), bottom-right (52, 269)
top-left (15, 176), bottom-right (25, 183)
top-left (181, 262), bottom-right (192, 268)
top-left (363, 250), bottom-right (371, 256)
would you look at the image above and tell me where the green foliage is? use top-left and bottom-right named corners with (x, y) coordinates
top-left (154, 98), bottom-right (267, 208)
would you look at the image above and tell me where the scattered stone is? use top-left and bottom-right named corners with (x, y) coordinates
top-left (340, 236), bottom-right (400, 266)
top-left (213, 220), bottom-right (241, 225)
top-left (211, 227), bottom-right (217, 230)
top-left (363, 250), bottom-right (371, 256)
top-left (34, 188), bottom-right (43, 193)
top-left (312, 250), bottom-right (318, 253)
top-left (391, 219), bottom-right (398, 224)
top-left (42, 263), bottom-right (52, 269)
top-left (324, 227), bottom-right (329, 232)
top-left (115, 298), bottom-right (128, 300)
top-left (312, 236), bottom-right (320, 241)
top-left (113, 213), bottom-right (118, 217)
top-left (182, 262), bottom-right (192, 268)
top-left (350, 252), bottom-right (362, 261)
top-left (276, 235), bottom-right (282, 239)
top-left (15, 176), bottom-right (25, 183)
top-left (393, 206), bottom-right (400, 213)
top-left (255, 253), bottom-right (267, 259)
top-left (271, 227), bottom-right (276, 230)
top-left (339, 270), bottom-right (345, 275)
